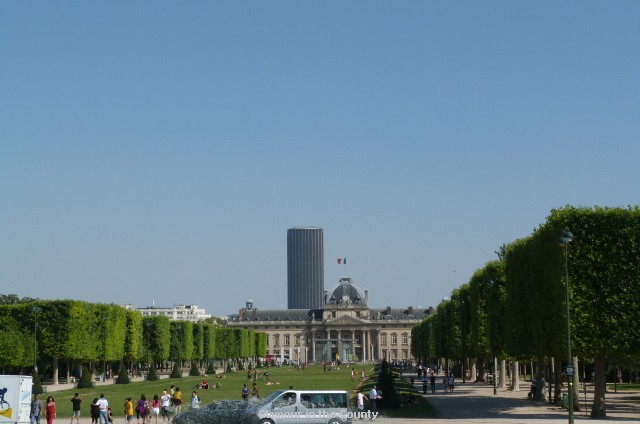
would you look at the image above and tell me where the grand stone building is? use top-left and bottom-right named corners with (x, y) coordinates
top-left (227, 276), bottom-right (433, 363)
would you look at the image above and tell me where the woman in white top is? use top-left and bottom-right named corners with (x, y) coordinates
top-left (190, 392), bottom-right (200, 409)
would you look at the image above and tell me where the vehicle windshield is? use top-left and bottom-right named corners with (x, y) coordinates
top-left (254, 390), bottom-right (285, 407)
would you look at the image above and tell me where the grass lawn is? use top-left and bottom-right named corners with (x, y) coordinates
top-left (46, 364), bottom-right (437, 419)
top-left (44, 364), bottom-right (361, 417)
top-left (606, 383), bottom-right (640, 391)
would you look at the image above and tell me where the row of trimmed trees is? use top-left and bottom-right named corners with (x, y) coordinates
top-left (0, 300), bottom-right (267, 383)
top-left (411, 206), bottom-right (640, 419)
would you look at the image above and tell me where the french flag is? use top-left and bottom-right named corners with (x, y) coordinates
top-left (337, 258), bottom-right (347, 264)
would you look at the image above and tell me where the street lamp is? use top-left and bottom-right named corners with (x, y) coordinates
top-left (488, 280), bottom-right (497, 395)
top-left (461, 299), bottom-right (467, 384)
top-left (103, 315), bottom-right (108, 382)
top-left (33, 305), bottom-right (41, 372)
top-left (441, 297), bottom-right (450, 377)
top-left (559, 228), bottom-right (575, 424)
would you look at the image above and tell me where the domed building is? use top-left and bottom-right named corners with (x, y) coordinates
top-left (227, 276), bottom-right (433, 364)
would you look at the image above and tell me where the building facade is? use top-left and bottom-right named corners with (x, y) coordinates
top-left (126, 303), bottom-right (212, 322)
top-left (228, 277), bottom-right (433, 363)
top-left (287, 227), bottom-right (324, 309)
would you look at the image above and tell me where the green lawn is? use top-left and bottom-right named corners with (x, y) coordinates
top-left (44, 365), bottom-right (362, 417)
top-left (44, 364), bottom-right (437, 419)
top-left (606, 382), bottom-right (640, 391)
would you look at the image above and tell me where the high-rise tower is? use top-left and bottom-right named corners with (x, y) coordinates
top-left (287, 227), bottom-right (324, 309)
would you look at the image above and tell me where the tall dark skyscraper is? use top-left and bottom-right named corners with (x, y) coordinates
top-left (287, 227), bottom-right (324, 309)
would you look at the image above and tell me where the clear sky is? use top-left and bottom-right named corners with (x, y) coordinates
top-left (2, 1), bottom-right (639, 317)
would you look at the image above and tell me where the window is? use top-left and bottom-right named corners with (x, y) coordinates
top-left (274, 335), bottom-right (280, 347)
top-left (381, 334), bottom-right (387, 345)
top-left (355, 336), bottom-right (361, 344)
top-left (284, 335), bottom-right (290, 346)
top-left (402, 335), bottom-right (408, 345)
top-left (391, 334), bottom-right (397, 345)
top-left (295, 335), bottom-right (300, 346)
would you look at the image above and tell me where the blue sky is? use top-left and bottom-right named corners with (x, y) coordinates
top-left (2, 1), bottom-right (639, 316)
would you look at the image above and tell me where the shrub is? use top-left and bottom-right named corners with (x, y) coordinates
top-left (76, 366), bottom-right (93, 389)
top-left (31, 369), bottom-right (44, 395)
top-left (170, 362), bottom-right (182, 378)
top-left (115, 364), bottom-right (130, 384)
top-left (147, 367), bottom-right (158, 381)
top-left (377, 360), bottom-right (401, 409)
top-left (190, 362), bottom-right (201, 376)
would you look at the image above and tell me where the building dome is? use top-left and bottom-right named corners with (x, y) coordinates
top-left (329, 277), bottom-right (367, 306)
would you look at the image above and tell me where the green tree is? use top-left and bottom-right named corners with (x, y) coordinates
top-left (377, 360), bottom-right (401, 409)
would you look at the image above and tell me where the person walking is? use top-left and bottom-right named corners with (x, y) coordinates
top-left (30, 394), bottom-right (43, 424)
top-left (90, 398), bottom-right (100, 424)
top-left (356, 390), bottom-right (365, 417)
top-left (241, 384), bottom-right (250, 401)
top-left (449, 373), bottom-right (455, 393)
top-left (124, 398), bottom-right (134, 424)
top-left (45, 396), bottom-right (56, 424)
top-left (96, 395), bottom-right (109, 424)
top-left (251, 382), bottom-right (260, 399)
top-left (422, 375), bottom-right (428, 394)
top-left (136, 395), bottom-right (149, 424)
top-left (430, 371), bottom-right (436, 394)
top-left (70, 393), bottom-right (82, 424)
top-left (160, 391), bottom-right (170, 422)
top-left (151, 395), bottom-right (161, 424)
top-left (369, 385), bottom-right (380, 413)
top-left (172, 388), bottom-right (183, 415)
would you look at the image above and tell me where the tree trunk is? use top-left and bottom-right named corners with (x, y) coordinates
top-left (590, 356), bottom-right (607, 419)
top-left (572, 356), bottom-right (581, 411)
top-left (511, 360), bottom-right (520, 391)
top-left (478, 360), bottom-right (486, 382)
top-left (53, 358), bottom-right (59, 385)
top-left (553, 356), bottom-right (563, 404)
top-left (534, 356), bottom-right (546, 401)
top-left (499, 359), bottom-right (507, 389)
top-left (470, 358), bottom-right (477, 382)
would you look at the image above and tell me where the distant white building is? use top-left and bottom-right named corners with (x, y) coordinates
top-left (125, 303), bottom-right (212, 322)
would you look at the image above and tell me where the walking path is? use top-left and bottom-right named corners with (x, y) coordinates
top-left (375, 377), bottom-right (640, 423)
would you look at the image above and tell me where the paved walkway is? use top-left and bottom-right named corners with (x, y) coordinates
top-left (375, 378), bottom-right (640, 423)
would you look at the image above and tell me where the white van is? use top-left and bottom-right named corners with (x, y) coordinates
top-left (245, 390), bottom-right (352, 424)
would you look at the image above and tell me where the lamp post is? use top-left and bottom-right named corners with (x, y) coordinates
top-left (427, 321), bottom-right (432, 369)
top-left (441, 297), bottom-right (450, 377)
top-left (488, 280), bottom-right (497, 395)
top-left (461, 299), bottom-right (467, 384)
top-left (33, 305), bottom-right (41, 373)
top-left (559, 228), bottom-right (574, 424)
top-left (103, 315), bottom-right (108, 382)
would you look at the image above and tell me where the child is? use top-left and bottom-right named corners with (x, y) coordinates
top-left (124, 398), bottom-right (133, 423)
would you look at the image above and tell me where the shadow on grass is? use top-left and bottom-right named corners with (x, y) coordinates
top-left (354, 368), bottom-right (438, 419)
